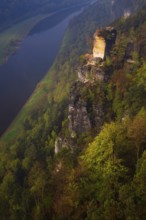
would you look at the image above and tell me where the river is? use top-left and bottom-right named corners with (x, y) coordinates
top-left (0, 1), bottom-right (97, 136)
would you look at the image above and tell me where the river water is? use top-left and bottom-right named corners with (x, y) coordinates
top-left (0, 2), bottom-right (97, 136)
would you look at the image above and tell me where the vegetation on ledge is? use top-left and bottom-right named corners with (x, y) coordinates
top-left (0, 1), bottom-right (146, 219)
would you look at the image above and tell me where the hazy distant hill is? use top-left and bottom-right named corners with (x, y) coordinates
top-left (0, 0), bottom-right (88, 26)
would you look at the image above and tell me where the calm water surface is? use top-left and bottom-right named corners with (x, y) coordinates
top-left (0, 2), bottom-right (96, 136)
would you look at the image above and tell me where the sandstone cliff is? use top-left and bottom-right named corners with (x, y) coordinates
top-left (93, 31), bottom-right (106, 59)
top-left (55, 26), bottom-right (117, 153)
top-left (93, 26), bottom-right (117, 60)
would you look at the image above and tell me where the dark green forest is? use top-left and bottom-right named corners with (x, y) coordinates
top-left (0, 0), bottom-right (146, 219)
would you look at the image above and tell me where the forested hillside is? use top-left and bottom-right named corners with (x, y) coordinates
top-left (0, 0), bottom-right (88, 27)
top-left (0, 0), bottom-right (146, 219)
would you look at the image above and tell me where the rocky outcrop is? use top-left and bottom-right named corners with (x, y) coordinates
top-left (68, 82), bottom-right (92, 138)
top-left (55, 137), bottom-right (68, 154)
top-left (68, 80), bottom-right (104, 138)
top-left (104, 26), bottom-right (117, 56)
top-left (93, 27), bottom-right (117, 60)
top-left (124, 40), bottom-right (140, 64)
top-left (93, 31), bottom-right (106, 59)
top-left (77, 26), bottom-right (115, 84)
top-left (55, 26), bottom-right (117, 153)
top-left (77, 65), bottom-right (104, 83)
top-left (67, 27), bottom-right (117, 141)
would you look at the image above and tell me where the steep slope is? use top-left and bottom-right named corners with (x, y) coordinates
top-left (52, 6), bottom-right (146, 219)
top-left (55, 5), bottom-right (146, 219)
top-left (0, 1), bottom-right (146, 219)
top-left (3, 0), bottom-right (141, 141)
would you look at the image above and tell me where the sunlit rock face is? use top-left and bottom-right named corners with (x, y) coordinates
top-left (93, 27), bottom-right (117, 60)
top-left (93, 31), bottom-right (106, 59)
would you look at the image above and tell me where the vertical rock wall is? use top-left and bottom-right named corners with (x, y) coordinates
top-left (93, 31), bottom-right (106, 59)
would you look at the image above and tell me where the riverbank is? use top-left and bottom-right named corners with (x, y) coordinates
top-left (1, 0), bottom-right (98, 140)
top-left (0, 5), bottom-right (88, 140)
top-left (0, 13), bottom-right (55, 64)
top-left (0, 1), bottom-right (91, 65)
